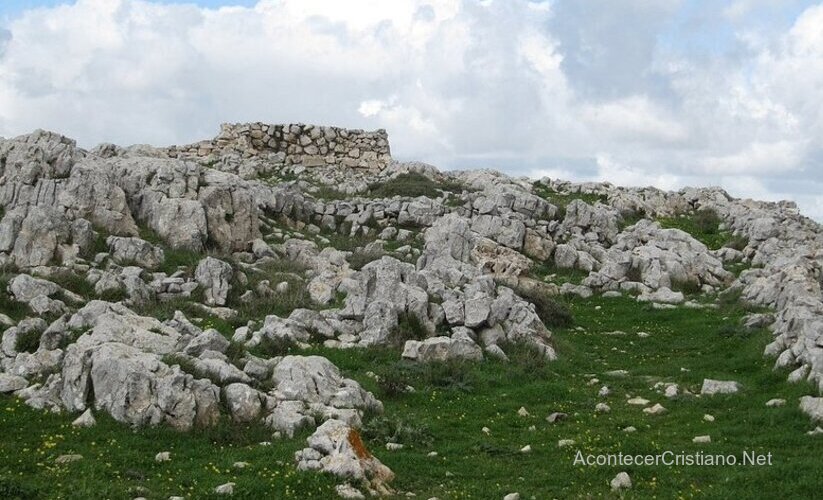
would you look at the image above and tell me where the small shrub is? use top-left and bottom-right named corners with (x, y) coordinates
top-left (618, 208), bottom-right (647, 231)
top-left (200, 416), bottom-right (274, 447)
top-left (162, 247), bottom-right (202, 273)
top-left (0, 288), bottom-right (28, 322)
top-left (312, 185), bottom-right (349, 200)
top-left (82, 230), bottom-right (109, 260)
top-left (717, 323), bottom-right (753, 339)
top-left (512, 285), bottom-right (573, 328)
top-left (224, 341), bottom-right (247, 367)
top-left (14, 329), bottom-right (41, 354)
top-left (374, 362), bottom-right (416, 397)
top-left (348, 249), bottom-right (385, 271)
top-left (48, 270), bottom-right (95, 299)
top-left (695, 209), bottom-right (721, 234)
top-left (387, 312), bottom-right (429, 347)
top-left (162, 354), bottom-right (198, 375)
top-left (532, 181), bottom-right (607, 212)
top-left (670, 278), bottom-right (701, 295)
top-left (625, 265), bottom-right (643, 283)
top-left (58, 329), bottom-right (86, 350)
top-left (498, 339), bottom-right (552, 375)
top-left (254, 335), bottom-right (296, 357)
top-left (368, 173), bottom-right (463, 199)
top-left (724, 234), bottom-right (749, 251)
top-left (361, 414), bottom-right (434, 448)
top-left (419, 360), bottom-right (474, 393)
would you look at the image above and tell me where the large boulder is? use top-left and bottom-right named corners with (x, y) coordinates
top-left (401, 333), bottom-right (483, 363)
top-left (106, 236), bottom-right (165, 269)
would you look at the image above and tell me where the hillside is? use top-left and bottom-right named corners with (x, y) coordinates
top-left (0, 124), bottom-right (821, 499)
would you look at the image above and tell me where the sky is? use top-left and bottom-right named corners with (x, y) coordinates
top-left (1, 0), bottom-right (822, 218)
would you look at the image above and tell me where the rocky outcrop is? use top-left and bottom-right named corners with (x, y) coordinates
top-left (3, 122), bottom-right (823, 494)
top-left (295, 419), bottom-right (394, 496)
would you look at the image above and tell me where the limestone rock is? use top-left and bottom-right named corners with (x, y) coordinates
top-left (700, 379), bottom-right (741, 396)
top-left (195, 257), bottom-right (233, 306)
top-left (295, 419), bottom-right (394, 495)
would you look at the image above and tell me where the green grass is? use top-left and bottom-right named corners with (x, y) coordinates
top-left (0, 406), bottom-right (337, 499)
top-left (0, 270), bottom-right (29, 321)
top-left (533, 181), bottom-right (608, 215)
top-left (657, 210), bottom-right (745, 251)
top-left (530, 261), bottom-right (590, 286)
top-left (1, 293), bottom-right (821, 498)
top-left (137, 224), bottom-right (202, 274)
top-left (367, 173), bottom-right (465, 199)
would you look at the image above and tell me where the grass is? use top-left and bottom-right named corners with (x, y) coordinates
top-left (509, 283), bottom-right (574, 328)
top-left (657, 209), bottom-right (747, 251)
top-left (310, 185), bottom-right (349, 201)
top-left (137, 224), bottom-right (202, 274)
top-left (533, 181), bottom-right (608, 215)
top-left (529, 261), bottom-right (590, 286)
top-left (367, 173), bottom-right (465, 199)
top-left (347, 248), bottom-right (385, 270)
top-left (1, 289), bottom-right (821, 498)
top-left (387, 312), bottom-right (429, 347)
top-left (0, 404), bottom-right (337, 499)
top-left (0, 270), bottom-right (29, 321)
top-left (14, 328), bottom-right (41, 353)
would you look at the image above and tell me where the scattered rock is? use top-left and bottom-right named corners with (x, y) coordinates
top-left (214, 482), bottom-right (235, 495)
top-left (610, 472), bottom-right (632, 492)
top-left (55, 454), bottom-right (83, 464)
top-left (336, 484), bottom-right (365, 499)
top-left (700, 379), bottom-right (741, 395)
top-left (71, 409), bottom-right (96, 428)
top-left (643, 404), bottom-right (667, 416)
top-left (546, 412), bottom-right (568, 424)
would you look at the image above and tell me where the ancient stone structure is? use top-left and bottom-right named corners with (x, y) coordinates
top-left (167, 122), bottom-right (391, 170)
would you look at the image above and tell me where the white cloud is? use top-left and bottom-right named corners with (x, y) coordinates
top-left (0, 0), bottom-right (822, 220)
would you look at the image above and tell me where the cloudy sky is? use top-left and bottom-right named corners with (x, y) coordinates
top-left (1, 0), bottom-right (822, 218)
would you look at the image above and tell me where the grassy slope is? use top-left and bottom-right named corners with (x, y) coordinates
top-left (1, 294), bottom-right (821, 499)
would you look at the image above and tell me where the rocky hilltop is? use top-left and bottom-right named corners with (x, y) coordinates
top-left (0, 123), bottom-right (822, 496)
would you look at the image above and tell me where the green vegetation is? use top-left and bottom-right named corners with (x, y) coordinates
top-left (0, 270), bottom-right (29, 321)
top-left (367, 173), bottom-right (465, 199)
top-left (347, 248), bottom-right (385, 270)
top-left (510, 282), bottom-right (574, 328)
top-left (81, 230), bottom-right (109, 260)
top-left (13, 328), bottom-right (41, 354)
top-left (533, 181), bottom-right (608, 215)
top-left (137, 224), bottom-right (202, 274)
top-left (529, 261), bottom-right (589, 286)
top-left (618, 208), bottom-right (649, 231)
top-left (227, 260), bottom-right (311, 326)
top-left (310, 185), bottom-right (349, 201)
top-left (0, 294), bottom-right (821, 498)
top-left (657, 209), bottom-right (747, 251)
top-left (259, 169), bottom-right (298, 185)
top-left (387, 312), bottom-right (429, 347)
top-left (0, 404), bottom-right (337, 499)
